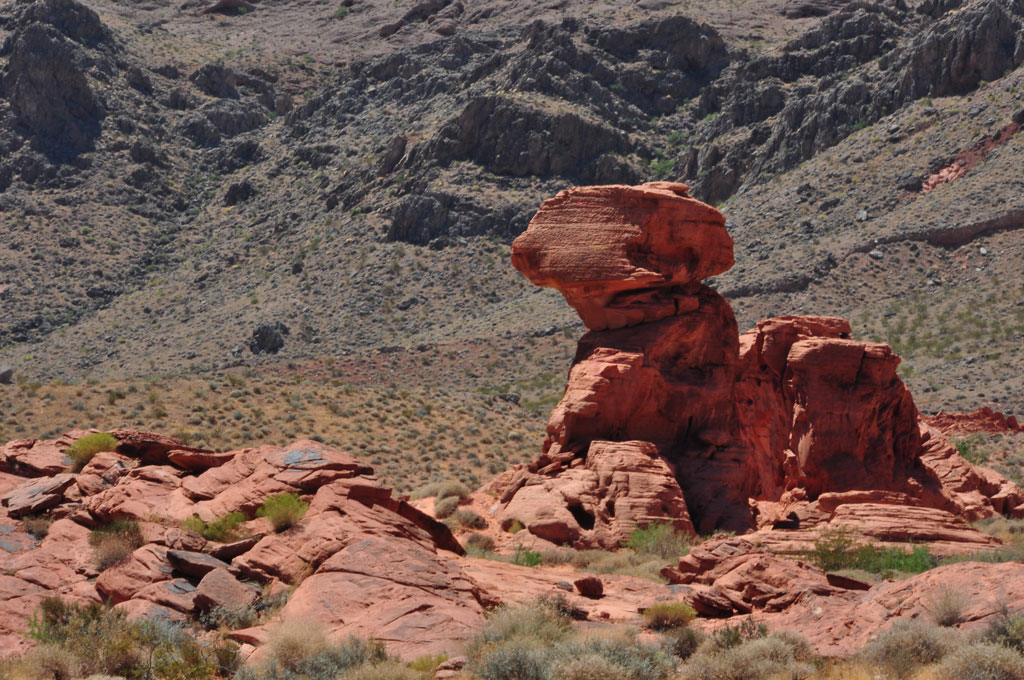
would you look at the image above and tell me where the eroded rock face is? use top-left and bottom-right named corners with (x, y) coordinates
top-left (0, 431), bottom-right (485, 660)
top-left (500, 183), bottom-right (1024, 545)
top-left (511, 182), bottom-right (733, 331)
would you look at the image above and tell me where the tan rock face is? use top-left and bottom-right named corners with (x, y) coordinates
top-left (511, 182), bottom-right (733, 331)
top-left (499, 183), bottom-right (1024, 543)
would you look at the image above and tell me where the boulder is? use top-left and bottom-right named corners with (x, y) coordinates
top-left (498, 440), bottom-right (693, 548)
top-left (95, 545), bottom-right (174, 603)
top-left (167, 549), bottom-right (234, 578)
top-left (0, 437), bottom-right (73, 476)
top-left (511, 182), bottom-right (733, 331)
top-left (193, 568), bottom-right (258, 612)
top-left (573, 576), bottom-right (604, 598)
top-left (248, 322), bottom-right (289, 354)
top-left (1, 474), bottom-right (75, 517)
top-left (132, 578), bottom-right (198, 614)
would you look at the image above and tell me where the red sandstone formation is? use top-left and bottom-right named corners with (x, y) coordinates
top-left (921, 120), bottom-right (1021, 193)
top-left (926, 406), bottom-right (1023, 436)
top-left (502, 182), bottom-right (1024, 546)
top-left (0, 430), bottom-right (485, 660)
top-left (510, 182), bottom-right (734, 330)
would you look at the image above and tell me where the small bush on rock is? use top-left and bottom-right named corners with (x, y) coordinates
top-left (935, 643), bottom-right (1024, 680)
top-left (642, 602), bottom-right (696, 630)
top-left (67, 432), bottom-right (118, 471)
top-left (257, 493), bottom-right (309, 532)
top-left (183, 511), bottom-right (248, 542)
top-left (927, 587), bottom-right (969, 627)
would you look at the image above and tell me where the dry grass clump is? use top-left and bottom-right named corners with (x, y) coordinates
top-left (434, 495), bottom-right (460, 519)
top-left (411, 480), bottom-right (471, 502)
top-left (240, 622), bottom-right (402, 680)
top-left (452, 508), bottom-right (488, 530)
top-left (681, 629), bottom-right (816, 680)
top-left (468, 599), bottom-right (674, 680)
top-left (858, 619), bottom-right (959, 678)
top-left (933, 643), bottom-right (1024, 680)
top-left (642, 602), bottom-right (697, 630)
top-left (463, 532), bottom-right (496, 553)
top-left (926, 587), bottom-right (969, 627)
top-left (88, 519), bottom-right (144, 571)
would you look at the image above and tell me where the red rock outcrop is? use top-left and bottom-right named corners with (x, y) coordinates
top-left (511, 182), bottom-right (733, 331)
top-left (925, 406), bottom-right (1023, 436)
top-left (499, 182), bottom-right (1024, 547)
top-left (0, 430), bottom-right (486, 660)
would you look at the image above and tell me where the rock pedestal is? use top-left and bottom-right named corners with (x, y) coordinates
top-left (499, 182), bottom-right (1024, 546)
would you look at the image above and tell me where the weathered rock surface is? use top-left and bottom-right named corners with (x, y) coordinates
top-left (494, 440), bottom-right (693, 549)
top-left (497, 183), bottom-right (1024, 546)
top-left (0, 431), bottom-right (484, 660)
top-left (511, 182), bottom-right (733, 331)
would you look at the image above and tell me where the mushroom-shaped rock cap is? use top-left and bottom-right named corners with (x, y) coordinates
top-left (511, 182), bottom-right (734, 330)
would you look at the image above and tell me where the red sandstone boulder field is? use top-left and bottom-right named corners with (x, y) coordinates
top-left (0, 429), bottom-right (486, 660)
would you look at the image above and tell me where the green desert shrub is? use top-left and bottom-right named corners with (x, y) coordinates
top-left (433, 495), bottom-right (460, 519)
top-left (561, 632), bottom-right (674, 680)
top-left (624, 522), bottom-right (693, 560)
top-left (475, 641), bottom-right (551, 680)
top-left (241, 623), bottom-right (390, 680)
top-left (345, 660), bottom-right (425, 680)
top-left (985, 613), bottom-right (1024, 652)
top-left (183, 511), bottom-right (248, 542)
top-left (663, 627), bottom-right (705, 660)
top-left (642, 601), bottom-right (697, 630)
top-left (682, 631), bottom-right (816, 680)
top-left (411, 480), bottom-right (471, 502)
top-left (858, 619), bottom-right (959, 678)
top-left (935, 643), bottom-right (1024, 680)
top-left (452, 508), bottom-right (487, 530)
top-left (26, 597), bottom-right (234, 679)
top-left (257, 492), bottom-right (309, 532)
top-left (89, 519), bottom-right (144, 571)
top-left (554, 652), bottom-right (620, 680)
top-left (464, 532), bottom-right (496, 554)
top-left (67, 432), bottom-right (118, 471)
top-left (470, 599), bottom-right (672, 680)
top-left (707, 617), bottom-right (769, 651)
top-left (808, 527), bottom-right (936, 574)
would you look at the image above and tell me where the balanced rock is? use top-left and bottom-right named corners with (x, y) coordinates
top-left (511, 182), bottom-right (733, 331)
top-left (497, 183), bottom-right (1024, 545)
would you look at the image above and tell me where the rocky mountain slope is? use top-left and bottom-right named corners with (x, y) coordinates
top-left (1, 0), bottom-right (1023, 427)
